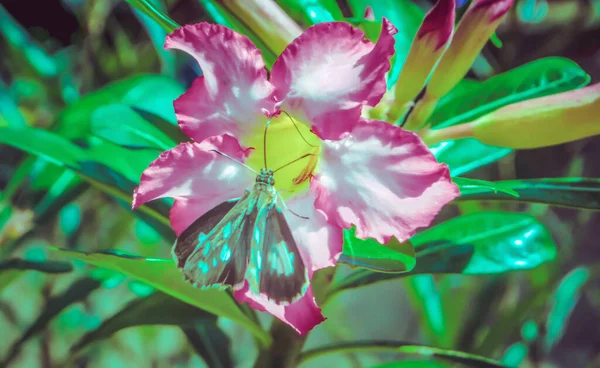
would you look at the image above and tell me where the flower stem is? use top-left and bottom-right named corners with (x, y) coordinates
top-left (254, 319), bottom-right (308, 368)
top-left (252, 267), bottom-right (336, 368)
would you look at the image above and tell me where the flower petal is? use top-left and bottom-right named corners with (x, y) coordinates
top-left (284, 192), bottom-right (343, 273)
top-left (271, 20), bottom-right (397, 140)
top-left (312, 119), bottom-right (459, 244)
top-left (132, 135), bottom-right (255, 235)
top-left (234, 284), bottom-right (325, 335)
top-left (165, 23), bottom-right (276, 142)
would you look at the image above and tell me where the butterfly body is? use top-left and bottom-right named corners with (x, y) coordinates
top-left (173, 168), bottom-right (309, 305)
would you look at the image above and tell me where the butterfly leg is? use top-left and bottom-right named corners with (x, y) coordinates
top-left (276, 193), bottom-right (309, 220)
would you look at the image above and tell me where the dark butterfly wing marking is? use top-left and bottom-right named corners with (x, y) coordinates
top-left (173, 198), bottom-right (239, 268)
top-left (246, 192), bottom-right (309, 304)
top-left (172, 191), bottom-right (258, 289)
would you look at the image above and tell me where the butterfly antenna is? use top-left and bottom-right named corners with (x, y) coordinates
top-left (273, 153), bottom-right (317, 173)
top-left (263, 118), bottom-right (272, 169)
top-left (210, 149), bottom-right (257, 174)
top-left (281, 110), bottom-right (318, 148)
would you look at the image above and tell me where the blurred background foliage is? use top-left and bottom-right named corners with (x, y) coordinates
top-left (0, 0), bottom-right (599, 367)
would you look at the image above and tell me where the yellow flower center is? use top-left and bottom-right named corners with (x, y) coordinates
top-left (243, 114), bottom-right (320, 198)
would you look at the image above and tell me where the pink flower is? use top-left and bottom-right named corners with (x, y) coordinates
top-left (132, 21), bottom-right (458, 334)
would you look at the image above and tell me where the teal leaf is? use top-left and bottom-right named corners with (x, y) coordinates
top-left (339, 228), bottom-right (416, 273)
top-left (454, 177), bottom-right (520, 198)
top-left (544, 267), bottom-right (590, 352)
top-left (91, 104), bottom-right (179, 150)
top-left (49, 248), bottom-right (270, 346)
top-left (457, 178), bottom-right (600, 210)
top-left (56, 74), bottom-right (184, 140)
top-left (125, 0), bottom-right (179, 33)
top-left (0, 278), bottom-right (102, 367)
top-left (276, 0), bottom-right (343, 25)
top-left (70, 291), bottom-right (232, 368)
top-left (429, 57), bottom-right (591, 129)
top-left (346, 0), bottom-right (425, 86)
top-left (329, 212), bottom-right (556, 296)
top-left (431, 139), bottom-right (513, 177)
top-left (299, 341), bottom-right (506, 368)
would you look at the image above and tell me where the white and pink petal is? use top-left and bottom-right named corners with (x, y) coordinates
top-left (234, 285), bottom-right (325, 335)
top-left (165, 23), bottom-right (276, 142)
top-left (270, 19), bottom-right (397, 140)
top-left (312, 119), bottom-right (459, 244)
top-left (132, 135), bottom-right (255, 235)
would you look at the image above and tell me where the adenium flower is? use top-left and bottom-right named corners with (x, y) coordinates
top-left (132, 20), bottom-right (458, 334)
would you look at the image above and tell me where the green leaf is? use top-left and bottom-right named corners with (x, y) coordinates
top-left (49, 248), bottom-right (270, 346)
top-left (1, 278), bottom-right (102, 367)
top-left (429, 57), bottom-right (591, 129)
top-left (501, 342), bottom-right (528, 368)
top-left (299, 341), bottom-right (507, 368)
top-left (408, 276), bottom-right (447, 347)
top-left (454, 177), bottom-right (520, 198)
top-left (346, 0), bottom-right (425, 86)
top-left (183, 324), bottom-right (233, 368)
top-left (329, 212), bottom-right (556, 296)
top-left (197, 0), bottom-right (277, 68)
top-left (373, 361), bottom-right (450, 368)
top-left (0, 259), bottom-right (74, 293)
top-left (544, 267), bottom-right (590, 352)
top-left (0, 80), bottom-right (26, 127)
top-left (431, 139), bottom-right (513, 177)
top-left (0, 125), bottom-right (172, 237)
top-left (131, 0), bottom-right (176, 76)
top-left (125, 0), bottom-right (179, 33)
top-left (70, 291), bottom-right (232, 368)
top-left (457, 178), bottom-right (600, 210)
top-left (276, 0), bottom-right (343, 25)
top-left (91, 104), bottom-right (178, 150)
top-left (0, 259), bottom-right (73, 273)
top-left (412, 212), bottom-right (556, 274)
top-left (0, 6), bottom-right (58, 77)
top-left (339, 228), bottom-right (416, 273)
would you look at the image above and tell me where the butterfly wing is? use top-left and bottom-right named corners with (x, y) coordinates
top-left (172, 191), bottom-right (258, 289)
top-left (172, 198), bottom-right (239, 268)
top-left (246, 192), bottom-right (309, 304)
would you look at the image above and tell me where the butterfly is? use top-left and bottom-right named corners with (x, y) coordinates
top-left (172, 116), bottom-right (315, 305)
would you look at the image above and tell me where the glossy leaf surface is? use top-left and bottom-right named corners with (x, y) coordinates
top-left (50, 248), bottom-right (270, 345)
top-left (458, 178), bottom-right (600, 210)
top-left (71, 291), bottom-right (233, 368)
top-left (431, 139), bottom-right (513, 177)
top-left (330, 212), bottom-right (556, 295)
top-left (339, 228), bottom-right (416, 273)
top-left (429, 57), bottom-right (590, 129)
